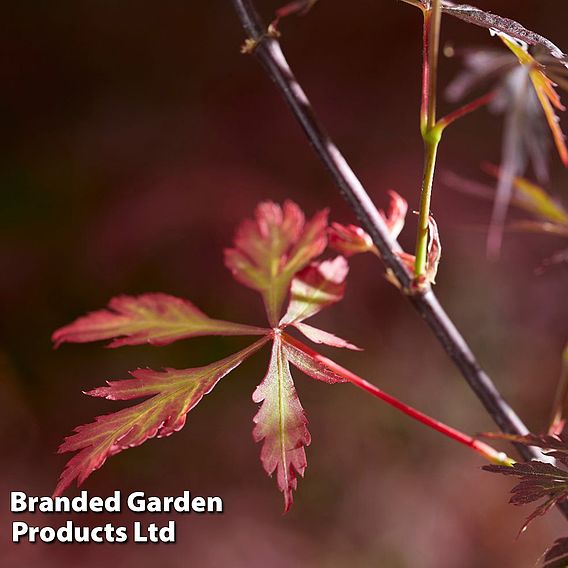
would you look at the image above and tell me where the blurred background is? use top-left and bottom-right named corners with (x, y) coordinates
top-left (2, 1), bottom-right (568, 566)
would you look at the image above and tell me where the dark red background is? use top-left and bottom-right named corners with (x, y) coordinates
top-left (2, 1), bottom-right (567, 566)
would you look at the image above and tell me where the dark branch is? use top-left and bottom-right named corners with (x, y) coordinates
top-left (229, 0), bottom-right (547, 465)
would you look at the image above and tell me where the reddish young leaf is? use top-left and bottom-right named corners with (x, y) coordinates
top-left (328, 223), bottom-right (377, 257)
top-left (293, 322), bottom-right (361, 351)
top-left (282, 335), bottom-right (348, 384)
top-left (54, 337), bottom-right (269, 496)
top-left (279, 256), bottom-right (361, 350)
top-left (328, 193), bottom-right (434, 288)
top-left (252, 334), bottom-right (311, 511)
top-left (328, 191), bottom-right (407, 256)
top-left (52, 293), bottom-right (267, 348)
top-left (224, 201), bottom-right (328, 326)
top-left (280, 256), bottom-right (349, 326)
top-left (380, 190), bottom-right (409, 240)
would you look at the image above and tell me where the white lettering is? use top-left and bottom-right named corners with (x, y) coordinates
top-left (10, 492), bottom-right (27, 513)
top-left (127, 492), bottom-right (146, 513)
top-left (192, 497), bottom-right (205, 513)
top-left (207, 496), bottom-right (223, 513)
top-left (12, 522), bottom-right (28, 542)
top-left (133, 521), bottom-right (147, 542)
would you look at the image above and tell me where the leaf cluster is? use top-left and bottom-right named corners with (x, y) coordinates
top-left (53, 196), bottom-right (406, 510)
top-left (483, 432), bottom-right (568, 560)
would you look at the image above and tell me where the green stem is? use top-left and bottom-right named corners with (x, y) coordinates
top-left (414, 0), bottom-right (443, 279)
top-left (415, 132), bottom-right (440, 276)
top-left (414, 4), bottom-right (495, 278)
top-left (415, 0), bottom-right (442, 278)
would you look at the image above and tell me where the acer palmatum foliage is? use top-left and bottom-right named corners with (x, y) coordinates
top-left (53, 199), bottom-right (389, 510)
top-left (483, 433), bottom-right (568, 535)
top-left (53, 293), bottom-right (267, 348)
top-left (226, 1), bottom-right (567, 562)
top-left (441, 5), bottom-right (568, 256)
top-left (57, 1), bottom-right (567, 516)
top-left (224, 201), bottom-right (328, 326)
top-left (54, 197), bottom-right (509, 510)
top-left (329, 191), bottom-right (441, 287)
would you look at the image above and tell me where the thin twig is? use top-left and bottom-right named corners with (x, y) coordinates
top-left (426, 0), bottom-right (442, 131)
top-left (283, 333), bottom-right (514, 466)
top-left (229, 0), bottom-right (545, 463)
top-left (437, 92), bottom-right (496, 130)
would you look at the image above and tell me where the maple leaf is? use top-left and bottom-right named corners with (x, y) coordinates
top-left (281, 335), bottom-right (348, 384)
top-left (447, 47), bottom-right (555, 224)
top-left (224, 200), bottom-right (328, 326)
top-left (279, 256), bottom-right (361, 350)
top-left (405, 0), bottom-right (568, 69)
top-left (52, 293), bottom-right (267, 348)
top-left (328, 191), bottom-right (440, 287)
top-left (498, 34), bottom-right (568, 168)
top-left (54, 196), bottom-right (517, 512)
top-left (54, 337), bottom-right (269, 496)
top-left (483, 434), bottom-right (568, 568)
top-left (483, 432), bottom-right (568, 534)
top-left (280, 256), bottom-right (348, 325)
top-left (440, 2), bottom-right (568, 68)
top-left (441, 5), bottom-right (568, 256)
top-left (252, 334), bottom-right (311, 512)
top-left (252, 330), bottom-right (355, 511)
top-left (329, 190), bottom-right (407, 257)
top-left (544, 537), bottom-right (568, 568)
top-left (292, 322), bottom-right (360, 351)
top-left (381, 190), bottom-right (409, 240)
top-left (53, 200), bottom-right (356, 510)
top-left (484, 461), bottom-right (568, 534)
top-left (328, 223), bottom-right (377, 257)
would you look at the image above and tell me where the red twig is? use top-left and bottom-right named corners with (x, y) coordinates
top-left (437, 91), bottom-right (496, 130)
top-left (283, 333), bottom-right (512, 465)
top-left (421, 9), bottom-right (431, 133)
